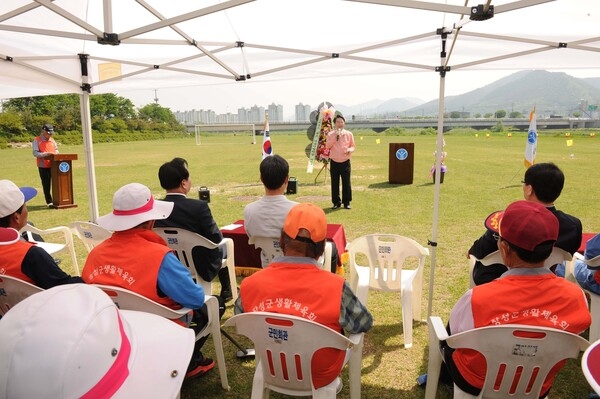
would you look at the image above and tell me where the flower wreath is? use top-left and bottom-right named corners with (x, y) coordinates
top-left (315, 104), bottom-right (335, 164)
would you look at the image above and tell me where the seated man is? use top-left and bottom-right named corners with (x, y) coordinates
top-left (469, 162), bottom-right (582, 285)
top-left (442, 200), bottom-right (590, 397)
top-left (82, 182), bottom-right (215, 379)
top-left (244, 154), bottom-right (298, 267)
top-left (155, 157), bottom-right (233, 301)
top-left (244, 155), bottom-right (338, 270)
top-left (235, 203), bottom-right (373, 389)
top-left (0, 284), bottom-right (194, 398)
top-left (556, 233), bottom-right (600, 293)
top-left (0, 180), bottom-right (82, 288)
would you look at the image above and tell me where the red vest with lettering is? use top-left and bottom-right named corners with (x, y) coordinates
top-left (82, 229), bottom-right (179, 309)
top-left (453, 273), bottom-right (591, 394)
top-left (0, 241), bottom-right (36, 284)
top-left (240, 262), bottom-right (345, 389)
top-left (34, 136), bottom-right (58, 168)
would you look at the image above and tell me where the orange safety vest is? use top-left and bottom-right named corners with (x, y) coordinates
top-left (240, 262), bottom-right (345, 389)
top-left (34, 135), bottom-right (58, 168)
top-left (82, 229), bottom-right (179, 309)
top-left (0, 240), bottom-right (36, 284)
top-left (453, 273), bottom-right (591, 394)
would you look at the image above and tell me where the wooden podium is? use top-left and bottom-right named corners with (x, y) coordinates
top-left (389, 143), bottom-right (414, 184)
top-left (49, 153), bottom-right (77, 209)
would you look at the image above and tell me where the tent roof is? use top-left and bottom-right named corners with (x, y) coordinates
top-left (1, 0), bottom-right (599, 101)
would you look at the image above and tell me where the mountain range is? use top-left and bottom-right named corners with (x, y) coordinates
top-left (335, 70), bottom-right (600, 118)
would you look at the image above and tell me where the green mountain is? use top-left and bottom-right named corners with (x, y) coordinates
top-left (404, 70), bottom-right (600, 117)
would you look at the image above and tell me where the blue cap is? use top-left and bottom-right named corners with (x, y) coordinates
top-left (20, 187), bottom-right (38, 202)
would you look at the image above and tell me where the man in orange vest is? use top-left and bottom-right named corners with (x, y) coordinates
top-left (0, 179), bottom-right (82, 288)
top-left (441, 200), bottom-right (590, 397)
top-left (32, 123), bottom-right (58, 206)
top-left (82, 182), bottom-right (216, 379)
top-left (235, 203), bottom-right (372, 391)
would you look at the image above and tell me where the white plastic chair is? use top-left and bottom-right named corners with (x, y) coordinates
top-left (565, 252), bottom-right (600, 342)
top-left (19, 224), bottom-right (80, 276)
top-left (252, 236), bottom-right (332, 271)
top-left (582, 339), bottom-right (600, 395)
top-left (425, 316), bottom-right (589, 399)
top-left (469, 247), bottom-right (573, 288)
top-left (0, 274), bottom-right (43, 316)
top-left (347, 234), bottom-right (429, 348)
top-left (477, 247), bottom-right (572, 268)
top-left (70, 221), bottom-right (112, 253)
top-left (223, 312), bottom-right (364, 399)
top-left (94, 284), bottom-right (230, 391)
top-left (153, 227), bottom-right (237, 301)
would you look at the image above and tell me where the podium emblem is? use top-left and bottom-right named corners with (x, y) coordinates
top-left (395, 148), bottom-right (408, 161)
top-left (59, 162), bottom-right (70, 173)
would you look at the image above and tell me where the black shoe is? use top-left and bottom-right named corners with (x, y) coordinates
top-left (343, 204), bottom-right (351, 209)
top-left (220, 288), bottom-right (233, 303)
top-left (332, 203), bottom-right (341, 210)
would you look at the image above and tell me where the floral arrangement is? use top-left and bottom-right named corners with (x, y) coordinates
top-left (315, 104), bottom-right (335, 164)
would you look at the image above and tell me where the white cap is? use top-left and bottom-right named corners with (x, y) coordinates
top-left (0, 180), bottom-right (37, 218)
top-left (98, 183), bottom-right (174, 231)
top-left (0, 284), bottom-right (194, 398)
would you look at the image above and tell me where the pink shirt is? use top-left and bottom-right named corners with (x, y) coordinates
top-left (326, 129), bottom-right (356, 162)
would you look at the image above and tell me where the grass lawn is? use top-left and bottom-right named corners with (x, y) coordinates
top-left (3, 129), bottom-right (599, 398)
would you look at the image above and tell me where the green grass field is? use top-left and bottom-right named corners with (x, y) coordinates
top-left (3, 129), bottom-right (599, 398)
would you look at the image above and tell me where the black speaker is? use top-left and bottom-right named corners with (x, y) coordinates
top-left (198, 186), bottom-right (210, 202)
top-left (286, 177), bottom-right (297, 195)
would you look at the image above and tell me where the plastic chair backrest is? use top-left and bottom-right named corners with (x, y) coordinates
top-left (0, 274), bottom-right (43, 316)
top-left (252, 236), bottom-right (282, 267)
top-left (20, 224), bottom-right (80, 276)
top-left (93, 284), bottom-right (230, 391)
top-left (425, 316), bottom-right (589, 399)
top-left (347, 234), bottom-right (428, 349)
top-left (93, 284), bottom-right (191, 319)
top-left (223, 312), bottom-right (362, 398)
top-left (348, 234), bottom-right (428, 291)
top-left (70, 221), bottom-right (112, 253)
top-left (153, 227), bottom-right (237, 301)
top-left (479, 246), bottom-right (572, 268)
top-left (252, 237), bottom-right (332, 271)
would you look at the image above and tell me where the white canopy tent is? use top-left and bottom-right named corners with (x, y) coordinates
top-left (2, 0), bottom-right (599, 315)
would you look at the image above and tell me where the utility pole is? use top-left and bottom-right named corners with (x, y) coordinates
top-left (154, 89), bottom-right (159, 104)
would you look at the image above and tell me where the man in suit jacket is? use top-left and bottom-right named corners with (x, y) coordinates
top-left (155, 157), bottom-right (233, 301)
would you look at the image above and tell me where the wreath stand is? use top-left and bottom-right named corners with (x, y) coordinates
top-left (314, 162), bottom-right (328, 184)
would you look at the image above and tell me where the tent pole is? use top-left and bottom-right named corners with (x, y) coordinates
top-left (427, 29), bottom-right (450, 318)
top-left (80, 93), bottom-right (99, 222)
top-left (78, 53), bottom-right (100, 222)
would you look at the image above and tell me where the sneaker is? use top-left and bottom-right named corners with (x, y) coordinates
top-left (332, 203), bottom-right (341, 210)
top-left (185, 355), bottom-right (215, 380)
top-left (343, 204), bottom-right (351, 210)
top-left (47, 203), bottom-right (53, 208)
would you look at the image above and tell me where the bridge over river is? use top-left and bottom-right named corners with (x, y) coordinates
top-left (188, 117), bottom-right (600, 133)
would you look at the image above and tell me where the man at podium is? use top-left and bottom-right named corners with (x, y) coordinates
top-left (32, 123), bottom-right (58, 206)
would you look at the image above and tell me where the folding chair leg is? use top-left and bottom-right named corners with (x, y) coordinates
top-left (205, 296), bottom-right (230, 390)
top-left (424, 321), bottom-right (443, 399)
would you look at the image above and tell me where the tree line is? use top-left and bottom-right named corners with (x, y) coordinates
top-left (0, 93), bottom-right (185, 148)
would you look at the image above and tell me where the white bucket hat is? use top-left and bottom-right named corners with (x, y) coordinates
top-left (0, 284), bottom-right (194, 398)
top-left (98, 183), bottom-right (174, 231)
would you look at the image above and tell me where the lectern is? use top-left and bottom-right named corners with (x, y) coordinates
top-left (389, 143), bottom-right (414, 184)
top-left (49, 153), bottom-right (77, 209)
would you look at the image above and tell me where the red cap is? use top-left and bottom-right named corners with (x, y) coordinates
top-left (283, 203), bottom-right (327, 243)
top-left (485, 200), bottom-right (558, 251)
